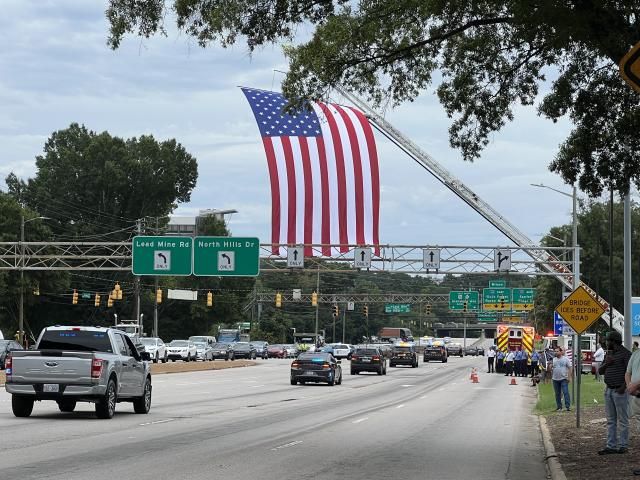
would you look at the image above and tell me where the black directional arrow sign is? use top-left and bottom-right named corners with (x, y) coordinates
top-left (423, 248), bottom-right (441, 270)
top-left (494, 248), bottom-right (511, 272)
top-left (287, 245), bottom-right (305, 268)
top-left (354, 248), bottom-right (372, 268)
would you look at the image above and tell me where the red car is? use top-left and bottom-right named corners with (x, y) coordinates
top-left (267, 344), bottom-right (287, 358)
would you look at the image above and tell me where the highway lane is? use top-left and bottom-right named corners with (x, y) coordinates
top-left (0, 356), bottom-right (545, 480)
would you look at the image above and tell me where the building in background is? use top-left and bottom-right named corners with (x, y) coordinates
top-left (167, 209), bottom-right (237, 236)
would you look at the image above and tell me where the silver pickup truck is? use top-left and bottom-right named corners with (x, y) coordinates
top-left (5, 326), bottom-right (152, 419)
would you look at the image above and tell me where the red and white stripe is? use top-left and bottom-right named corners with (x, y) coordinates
top-left (263, 102), bottom-right (380, 256)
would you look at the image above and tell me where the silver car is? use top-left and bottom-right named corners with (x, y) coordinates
top-left (139, 337), bottom-right (168, 363)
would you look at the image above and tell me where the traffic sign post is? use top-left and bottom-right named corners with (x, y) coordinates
top-left (448, 291), bottom-right (479, 311)
top-left (132, 236), bottom-right (193, 276)
top-left (512, 288), bottom-right (535, 311)
top-left (287, 245), bottom-right (305, 268)
top-left (423, 248), bottom-right (441, 270)
top-left (384, 303), bottom-right (411, 313)
top-left (482, 288), bottom-right (512, 310)
top-left (193, 237), bottom-right (259, 277)
top-left (554, 285), bottom-right (605, 335)
top-left (620, 41), bottom-right (640, 93)
top-left (354, 247), bottom-right (372, 269)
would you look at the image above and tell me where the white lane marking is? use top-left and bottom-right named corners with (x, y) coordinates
top-left (250, 385), bottom-right (265, 388)
top-left (139, 419), bottom-right (174, 426)
top-left (420, 395), bottom-right (427, 399)
top-left (271, 440), bottom-right (303, 451)
top-left (401, 385), bottom-right (414, 387)
top-left (396, 404), bottom-right (405, 409)
top-left (437, 387), bottom-right (446, 392)
top-left (352, 417), bottom-right (369, 424)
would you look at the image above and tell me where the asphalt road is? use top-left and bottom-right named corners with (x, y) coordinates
top-left (0, 356), bottom-right (546, 480)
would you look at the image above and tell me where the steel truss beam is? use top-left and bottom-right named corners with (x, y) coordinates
top-left (0, 242), bottom-right (572, 275)
top-left (253, 292), bottom-right (449, 304)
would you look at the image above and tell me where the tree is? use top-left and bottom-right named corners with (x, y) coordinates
top-left (7, 123), bottom-right (198, 240)
top-left (106, 1), bottom-right (640, 196)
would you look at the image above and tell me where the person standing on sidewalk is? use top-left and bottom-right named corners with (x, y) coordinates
top-left (531, 350), bottom-right (540, 378)
top-left (552, 347), bottom-right (572, 411)
top-left (594, 342), bottom-right (605, 382)
top-left (598, 330), bottom-right (631, 456)
top-left (496, 349), bottom-right (505, 373)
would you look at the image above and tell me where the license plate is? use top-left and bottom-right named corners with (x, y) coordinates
top-left (44, 384), bottom-right (59, 393)
top-left (362, 359), bottom-right (371, 363)
top-left (304, 371), bottom-right (317, 376)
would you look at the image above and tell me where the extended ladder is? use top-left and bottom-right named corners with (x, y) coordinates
top-left (337, 88), bottom-right (624, 333)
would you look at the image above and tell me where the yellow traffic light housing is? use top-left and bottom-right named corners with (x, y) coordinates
top-left (311, 291), bottom-right (318, 307)
top-left (94, 293), bottom-right (100, 307)
top-left (463, 301), bottom-right (468, 313)
top-left (332, 305), bottom-right (339, 317)
top-left (72, 289), bottom-right (78, 305)
top-left (363, 305), bottom-right (369, 317)
top-left (426, 304), bottom-right (432, 315)
top-left (156, 288), bottom-right (163, 304)
top-left (207, 291), bottom-right (213, 307)
top-left (276, 292), bottom-right (282, 308)
top-left (107, 297), bottom-right (113, 308)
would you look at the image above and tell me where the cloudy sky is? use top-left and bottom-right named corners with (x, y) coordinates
top-left (0, 1), bottom-right (590, 250)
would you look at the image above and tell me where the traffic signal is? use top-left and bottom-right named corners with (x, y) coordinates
top-left (114, 282), bottom-right (122, 300)
top-left (463, 301), bottom-right (468, 313)
top-left (276, 292), bottom-right (282, 308)
top-left (207, 291), bottom-right (213, 307)
top-left (94, 293), bottom-right (100, 307)
top-left (363, 305), bottom-right (369, 317)
top-left (107, 297), bottom-right (113, 308)
top-left (156, 288), bottom-right (163, 304)
top-left (72, 289), bottom-right (78, 305)
top-left (426, 304), bottom-right (432, 315)
top-left (500, 297), bottom-right (505, 309)
top-left (311, 291), bottom-right (318, 307)
top-left (332, 305), bottom-right (339, 317)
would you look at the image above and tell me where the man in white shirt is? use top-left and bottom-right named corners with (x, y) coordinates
top-left (594, 342), bottom-right (605, 382)
top-left (487, 347), bottom-right (496, 373)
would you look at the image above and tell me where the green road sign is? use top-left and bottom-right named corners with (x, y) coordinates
top-left (132, 236), bottom-right (193, 276)
top-left (449, 291), bottom-right (479, 311)
top-left (193, 237), bottom-right (260, 276)
top-left (512, 288), bottom-right (536, 311)
top-left (489, 280), bottom-right (506, 288)
top-left (477, 312), bottom-right (498, 322)
top-left (81, 292), bottom-right (91, 300)
top-left (238, 322), bottom-right (251, 329)
top-left (385, 303), bottom-right (411, 313)
top-left (482, 288), bottom-right (512, 311)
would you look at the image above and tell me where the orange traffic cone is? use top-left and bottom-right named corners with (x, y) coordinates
top-left (472, 372), bottom-right (479, 384)
top-left (509, 377), bottom-right (517, 385)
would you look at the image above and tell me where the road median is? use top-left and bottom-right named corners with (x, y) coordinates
top-left (0, 359), bottom-right (257, 386)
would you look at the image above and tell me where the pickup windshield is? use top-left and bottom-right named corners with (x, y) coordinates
top-left (38, 330), bottom-right (113, 352)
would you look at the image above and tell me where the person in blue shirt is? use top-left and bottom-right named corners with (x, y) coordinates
top-left (531, 350), bottom-right (540, 378)
top-left (496, 350), bottom-right (505, 373)
top-left (514, 347), bottom-right (524, 377)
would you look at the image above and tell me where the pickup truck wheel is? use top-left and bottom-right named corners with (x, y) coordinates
top-left (95, 378), bottom-right (117, 419)
top-left (57, 399), bottom-right (77, 413)
top-left (12, 395), bottom-right (34, 417)
top-left (133, 377), bottom-right (152, 414)
top-left (153, 353), bottom-right (159, 364)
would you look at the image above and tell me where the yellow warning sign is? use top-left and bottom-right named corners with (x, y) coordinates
top-left (554, 285), bottom-right (605, 334)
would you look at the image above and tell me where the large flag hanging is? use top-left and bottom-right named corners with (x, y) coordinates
top-left (242, 87), bottom-right (380, 257)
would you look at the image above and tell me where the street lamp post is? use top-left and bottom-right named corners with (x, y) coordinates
top-left (19, 215), bottom-right (49, 346)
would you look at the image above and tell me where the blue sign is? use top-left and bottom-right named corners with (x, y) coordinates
top-left (632, 299), bottom-right (640, 336)
top-left (554, 312), bottom-right (564, 336)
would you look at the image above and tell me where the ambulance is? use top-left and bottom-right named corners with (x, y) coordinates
top-left (542, 333), bottom-right (597, 374)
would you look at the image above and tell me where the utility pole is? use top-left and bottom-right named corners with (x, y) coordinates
top-left (314, 266), bottom-right (320, 340)
top-left (19, 214), bottom-right (25, 346)
top-left (342, 302), bottom-right (346, 344)
top-left (624, 191), bottom-right (632, 349)
top-left (153, 218), bottom-right (158, 338)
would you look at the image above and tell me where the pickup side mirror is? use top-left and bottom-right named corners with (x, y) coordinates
top-left (140, 351), bottom-right (151, 361)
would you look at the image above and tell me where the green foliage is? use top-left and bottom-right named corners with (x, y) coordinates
top-left (535, 375), bottom-right (603, 415)
top-left (106, 1), bottom-right (640, 196)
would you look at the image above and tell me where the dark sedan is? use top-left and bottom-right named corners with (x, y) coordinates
top-left (291, 352), bottom-right (342, 386)
top-left (464, 345), bottom-right (479, 356)
top-left (251, 341), bottom-right (269, 359)
top-left (267, 344), bottom-right (287, 358)
top-left (211, 342), bottom-right (234, 361)
top-left (0, 340), bottom-right (23, 369)
top-left (351, 347), bottom-right (387, 375)
top-left (231, 342), bottom-right (257, 359)
top-left (446, 343), bottom-right (464, 357)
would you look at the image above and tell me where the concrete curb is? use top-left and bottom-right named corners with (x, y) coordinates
top-left (539, 415), bottom-right (567, 480)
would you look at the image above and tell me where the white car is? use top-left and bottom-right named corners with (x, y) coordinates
top-left (193, 341), bottom-right (214, 361)
top-left (330, 343), bottom-right (352, 359)
top-left (139, 337), bottom-right (168, 363)
top-left (167, 340), bottom-right (197, 362)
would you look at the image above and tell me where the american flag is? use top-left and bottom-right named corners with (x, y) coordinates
top-left (242, 87), bottom-right (380, 256)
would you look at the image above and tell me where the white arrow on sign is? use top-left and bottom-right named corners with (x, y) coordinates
top-left (354, 248), bottom-right (372, 269)
top-left (423, 248), bottom-right (441, 270)
top-left (287, 245), bottom-right (304, 268)
top-left (494, 248), bottom-right (511, 272)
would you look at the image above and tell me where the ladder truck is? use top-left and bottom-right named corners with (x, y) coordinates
top-left (337, 88), bottom-right (625, 338)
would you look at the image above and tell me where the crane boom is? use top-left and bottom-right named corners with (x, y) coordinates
top-left (337, 88), bottom-right (624, 334)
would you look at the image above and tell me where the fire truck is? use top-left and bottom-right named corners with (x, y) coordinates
top-left (542, 333), bottom-right (597, 374)
top-left (496, 324), bottom-right (535, 354)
